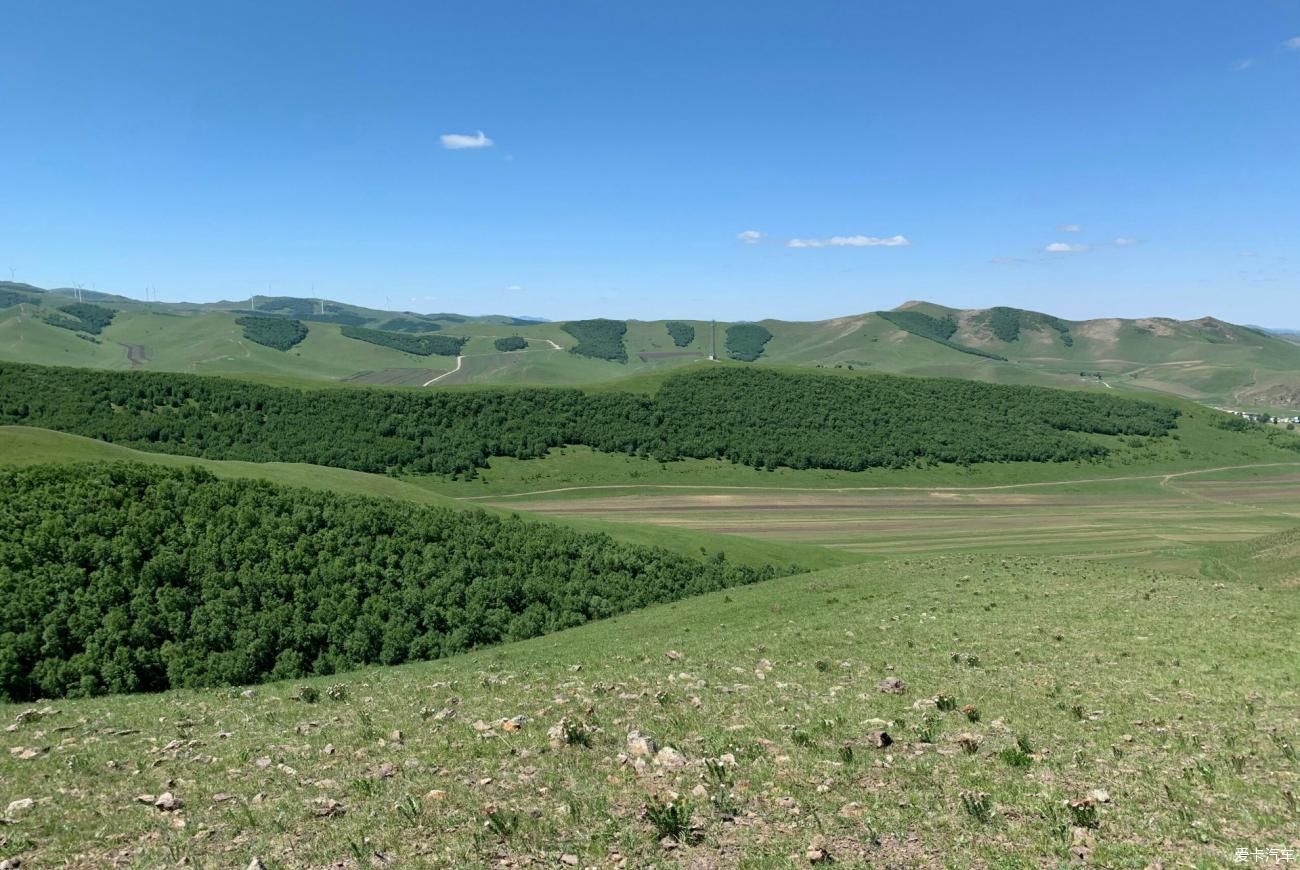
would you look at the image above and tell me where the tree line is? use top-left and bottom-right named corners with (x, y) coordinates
top-left (0, 362), bottom-right (1180, 478)
top-left (0, 463), bottom-right (782, 700)
top-left (46, 302), bottom-right (117, 335)
top-left (340, 326), bottom-right (466, 356)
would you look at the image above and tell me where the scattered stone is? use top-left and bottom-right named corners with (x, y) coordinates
top-left (246, 860), bottom-right (265, 870)
top-left (0, 859), bottom-right (22, 869)
top-left (691, 784), bottom-right (709, 799)
top-left (211, 793), bottom-right (234, 803)
top-left (626, 730), bottom-right (658, 757)
top-left (370, 762), bottom-right (398, 779)
top-left (5, 799), bottom-right (33, 816)
top-left (561, 855), bottom-right (579, 866)
top-left (424, 789), bottom-right (447, 801)
top-left (311, 798), bottom-right (346, 818)
top-left (154, 792), bottom-right (183, 812)
top-left (500, 716), bottom-right (526, 733)
top-left (388, 730), bottom-right (404, 742)
top-left (8, 747), bottom-right (45, 760)
top-left (806, 845), bottom-right (830, 864)
top-left (254, 756), bottom-right (272, 769)
top-left (1088, 788), bottom-right (1111, 804)
top-left (655, 746), bottom-right (686, 770)
top-left (665, 650), bottom-right (684, 661)
top-left (866, 731), bottom-right (893, 749)
top-left (877, 677), bottom-right (906, 694)
top-left (239, 689), bottom-right (256, 699)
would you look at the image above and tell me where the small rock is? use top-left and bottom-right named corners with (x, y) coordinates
top-left (665, 650), bottom-right (684, 661)
top-left (877, 677), bottom-right (906, 694)
top-left (388, 730), bottom-right (404, 742)
top-left (807, 846), bottom-right (830, 864)
top-left (0, 859), bottom-right (22, 870)
top-left (254, 756), bottom-right (272, 769)
top-left (655, 746), bottom-right (686, 770)
top-left (247, 860), bottom-right (265, 870)
top-left (211, 793), bottom-right (234, 803)
top-left (866, 730), bottom-right (893, 748)
top-left (239, 689), bottom-right (256, 699)
top-left (626, 730), bottom-right (658, 757)
top-left (311, 798), bottom-right (346, 818)
top-left (5, 798), bottom-right (33, 816)
top-left (500, 716), bottom-right (526, 733)
top-left (561, 855), bottom-right (579, 867)
top-left (424, 789), bottom-right (447, 801)
top-left (370, 762), bottom-right (398, 779)
top-left (1088, 788), bottom-right (1111, 803)
top-left (154, 792), bottom-right (183, 812)
top-left (691, 784), bottom-right (709, 798)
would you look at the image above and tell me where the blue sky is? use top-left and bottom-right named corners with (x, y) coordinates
top-left (2, 1), bottom-right (1298, 323)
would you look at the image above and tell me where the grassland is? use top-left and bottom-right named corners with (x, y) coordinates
top-left (2, 546), bottom-right (1295, 867)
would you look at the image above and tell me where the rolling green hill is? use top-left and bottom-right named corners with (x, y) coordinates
top-left (3, 282), bottom-right (1299, 411)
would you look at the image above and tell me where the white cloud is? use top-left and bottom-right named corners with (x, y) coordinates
top-left (1045, 242), bottom-right (1089, 253)
top-left (440, 130), bottom-right (494, 150)
top-left (736, 230), bottom-right (764, 245)
top-left (506, 285), bottom-right (522, 291)
top-left (1114, 237), bottom-right (1138, 246)
top-left (1284, 36), bottom-right (1300, 50)
top-left (1058, 223), bottom-right (1083, 233)
top-left (1231, 58), bottom-right (1255, 71)
top-left (787, 234), bottom-right (911, 249)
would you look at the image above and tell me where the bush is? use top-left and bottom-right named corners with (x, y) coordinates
top-left (340, 326), bottom-right (466, 356)
top-left (666, 321), bottom-right (695, 347)
top-left (236, 316), bottom-right (308, 351)
top-left (875, 310), bottom-right (1008, 361)
top-left (562, 319), bottom-right (627, 362)
top-left (725, 323), bottom-right (772, 361)
top-left (494, 336), bottom-right (528, 352)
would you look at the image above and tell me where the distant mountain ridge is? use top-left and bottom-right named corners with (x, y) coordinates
top-left (1, 282), bottom-right (1297, 411)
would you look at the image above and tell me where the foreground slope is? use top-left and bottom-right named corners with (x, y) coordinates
top-left (1, 548), bottom-right (1294, 867)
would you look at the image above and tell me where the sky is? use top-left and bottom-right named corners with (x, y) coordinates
top-left (2, 1), bottom-right (1299, 324)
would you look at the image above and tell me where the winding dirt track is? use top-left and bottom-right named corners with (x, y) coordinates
top-left (457, 462), bottom-right (1300, 501)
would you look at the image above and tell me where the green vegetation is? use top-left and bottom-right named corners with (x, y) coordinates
top-left (666, 321), bottom-right (695, 347)
top-left (0, 462), bottom-right (782, 700)
top-left (494, 336), bottom-right (528, 352)
top-left (0, 287), bottom-right (37, 309)
top-left (562, 318), bottom-right (628, 362)
top-left (983, 306), bottom-right (1074, 346)
top-left (876, 309), bottom-right (1009, 361)
top-left (235, 315), bottom-right (309, 351)
top-left (724, 323), bottom-right (772, 361)
top-left (0, 363), bottom-right (1184, 478)
top-left (377, 317), bottom-right (442, 333)
top-left (45, 302), bottom-right (116, 335)
top-left (339, 326), bottom-right (466, 357)
top-left (247, 297), bottom-right (367, 325)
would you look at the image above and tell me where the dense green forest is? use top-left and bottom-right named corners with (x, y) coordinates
top-left (980, 307), bottom-right (1074, 347)
top-left (378, 317), bottom-right (443, 333)
top-left (562, 319), bottom-right (628, 362)
top-left (494, 336), bottom-right (528, 351)
top-left (0, 362), bottom-right (1180, 477)
top-left (0, 463), bottom-right (780, 700)
top-left (725, 323), bottom-right (773, 361)
top-left (340, 326), bottom-right (467, 356)
top-left (236, 315), bottom-right (309, 351)
top-left (666, 321), bottom-right (695, 347)
top-left (45, 302), bottom-right (117, 335)
top-left (875, 310), bottom-right (1008, 361)
top-left (0, 288), bottom-right (36, 309)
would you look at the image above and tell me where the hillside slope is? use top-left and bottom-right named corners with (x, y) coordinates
top-left (3, 283), bottom-right (1298, 409)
